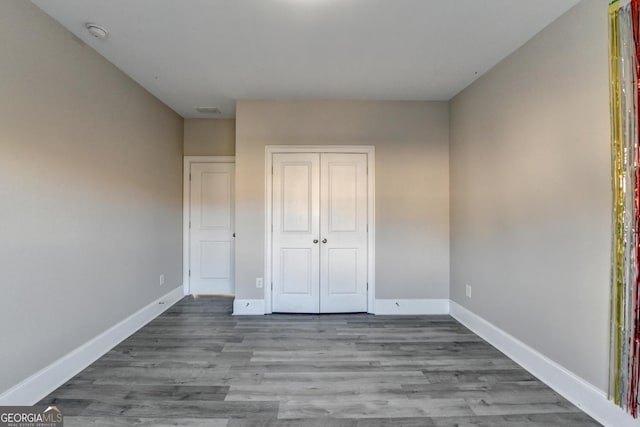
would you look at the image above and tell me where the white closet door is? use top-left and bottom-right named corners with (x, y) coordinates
top-left (189, 162), bottom-right (235, 295)
top-left (272, 153), bottom-right (321, 313)
top-left (319, 153), bottom-right (368, 312)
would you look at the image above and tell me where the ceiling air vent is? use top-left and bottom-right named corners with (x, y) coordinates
top-left (195, 107), bottom-right (222, 115)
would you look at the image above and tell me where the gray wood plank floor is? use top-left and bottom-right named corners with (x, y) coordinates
top-left (39, 296), bottom-right (601, 426)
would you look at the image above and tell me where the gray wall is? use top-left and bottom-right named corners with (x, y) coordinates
top-left (0, 1), bottom-right (184, 394)
top-left (184, 119), bottom-right (236, 156)
top-left (450, 0), bottom-right (610, 390)
top-left (235, 100), bottom-right (450, 301)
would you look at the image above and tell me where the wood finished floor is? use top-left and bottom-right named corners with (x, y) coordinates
top-left (39, 296), bottom-right (601, 426)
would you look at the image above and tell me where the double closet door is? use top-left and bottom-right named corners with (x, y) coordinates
top-left (272, 153), bottom-right (368, 313)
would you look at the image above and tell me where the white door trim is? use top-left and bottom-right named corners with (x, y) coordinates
top-left (183, 156), bottom-right (235, 295)
top-left (264, 145), bottom-right (375, 314)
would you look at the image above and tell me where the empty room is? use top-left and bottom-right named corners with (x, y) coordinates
top-left (1, 0), bottom-right (635, 426)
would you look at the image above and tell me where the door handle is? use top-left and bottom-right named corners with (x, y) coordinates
top-left (322, 238), bottom-right (327, 244)
top-left (313, 239), bottom-right (319, 244)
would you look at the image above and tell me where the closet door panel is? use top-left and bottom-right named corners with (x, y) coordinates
top-left (272, 153), bottom-right (320, 313)
top-left (320, 153), bottom-right (368, 313)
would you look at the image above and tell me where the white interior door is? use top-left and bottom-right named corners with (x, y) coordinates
top-left (272, 152), bottom-right (368, 313)
top-left (272, 153), bottom-right (320, 313)
top-left (189, 162), bottom-right (235, 295)
top-left (320, 153), bottom-right (368, 312)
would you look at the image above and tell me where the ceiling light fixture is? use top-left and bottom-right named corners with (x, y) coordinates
top-left (195, 107), bottom-right (222, 115)
top-left (85, 23), bottom-right (109, 39)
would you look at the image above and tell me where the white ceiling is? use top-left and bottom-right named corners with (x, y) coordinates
top-left (32, 0), bottom-right (581, 118)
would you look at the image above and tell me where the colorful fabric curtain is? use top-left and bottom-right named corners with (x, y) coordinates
top-left (609, 0), bottom-right (640, 417)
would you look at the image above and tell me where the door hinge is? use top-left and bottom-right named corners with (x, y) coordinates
top-left (366, 224), bottom-right (368, 232)
top-left (367, 282), bottom-right (369, 290)
top-left (189, 221), bottom-right (191, 229)
top-left (189, 270), bottom-right (191, 277)
top-left (272, 166), bottom-right (274, 174)
top-left (271, 282), bottom-right (273, 290)
top-left (189, 173), bottom-right (192, 181)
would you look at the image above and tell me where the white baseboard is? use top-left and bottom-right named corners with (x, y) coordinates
top-left (0, 286), bottom-right (184, 406)
top-left (449, 301), bottom-right (638, 427)
top-left (233, 299), bottom-right (265, 315)
top-left (374, 299), bottom-right (449, 315)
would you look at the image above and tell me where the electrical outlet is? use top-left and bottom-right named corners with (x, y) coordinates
top-left (256, 277), bottom-right (263, 288)
top-left (159, 274), bottom-right (165, 286)
top-left (465, 284), bottom-right (472, 298)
